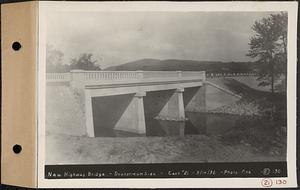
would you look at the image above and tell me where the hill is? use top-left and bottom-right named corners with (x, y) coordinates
top-left (105, 59), bottom-right (259, 73)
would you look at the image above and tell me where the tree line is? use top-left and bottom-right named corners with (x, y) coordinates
top-left (46, 45), bottom-right (101, 73)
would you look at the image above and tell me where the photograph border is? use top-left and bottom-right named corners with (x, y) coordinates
top-left (37, 1), bottom-right (298, 188)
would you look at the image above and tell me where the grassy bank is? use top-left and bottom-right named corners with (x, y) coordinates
top-left (207, 78), bottom-right (286, 119)
top-left (46, 133), bottom-right (285, 165)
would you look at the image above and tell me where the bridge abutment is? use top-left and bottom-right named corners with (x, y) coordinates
top-left (85, 89), bottom-right (95, 137)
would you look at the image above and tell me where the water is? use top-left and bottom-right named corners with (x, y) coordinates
top-left (95, 112), bottom-right (286, 155)
top-left (96, 112), bottom-right (285, 137)
top-left (145, 112), bottom-right (240, 137)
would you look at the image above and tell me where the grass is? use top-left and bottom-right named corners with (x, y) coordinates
top-left (208, 78), bottom-right (286, 119)
top-left (46, 133), bottom-right (286, 165)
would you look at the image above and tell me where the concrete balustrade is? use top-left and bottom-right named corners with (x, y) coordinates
top-left (47, 70), bottom-right (205, 81)
top-left (205, 72), bottom-right (259, 78)
top-left (46, 72), bottom-right (71, 82)
top-left (46, 70), bottom-right (206, 89)
top-left (47, 70), bottom-right (261, 82)
top-left (81, 71), bottom-right (140, 80)
top-left (142, 71), bottom-right (179, 78)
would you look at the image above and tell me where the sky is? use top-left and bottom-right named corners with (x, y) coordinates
top-left (46, 11), bottom-right (275, 69)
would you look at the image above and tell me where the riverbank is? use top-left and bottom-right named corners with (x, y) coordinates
top-left (46, 130), bottom-right (286, 165)
top-left (207, 78), bottom-right (286, 118)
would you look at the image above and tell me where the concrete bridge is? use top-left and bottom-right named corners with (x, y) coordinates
top-left (47, 70), bottom-right (240, 137)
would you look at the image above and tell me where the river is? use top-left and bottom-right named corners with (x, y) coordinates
top-left (95, 112), bottom-right (286, 155)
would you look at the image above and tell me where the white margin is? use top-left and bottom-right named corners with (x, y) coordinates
top-left (37, 1), bottom-right (298, 188)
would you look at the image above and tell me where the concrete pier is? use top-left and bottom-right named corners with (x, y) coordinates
top-left (156, 88), bottom-right (186, 121)
top-left (114, 92), bottom-right (146, 134)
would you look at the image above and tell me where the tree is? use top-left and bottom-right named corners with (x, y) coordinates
top-left (46, 45), bottom-right (70, 73)
top-left (70, 53), bottom-right (101, 71)
top-left (271, 13), bottom-right (288, 91)
top-left (247, 12), bottom-right (287, 94)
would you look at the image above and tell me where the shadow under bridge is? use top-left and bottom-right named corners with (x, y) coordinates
top-left (85, 78), bottom-right (206, 137)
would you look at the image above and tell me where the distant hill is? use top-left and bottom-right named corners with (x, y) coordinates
top-left (105, 59), bottom-right (259, 73)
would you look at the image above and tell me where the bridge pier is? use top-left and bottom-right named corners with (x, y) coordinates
top-left (114, 92), bottom-right (146, 134)
top-left (155, 88), bottom-right (186, 121)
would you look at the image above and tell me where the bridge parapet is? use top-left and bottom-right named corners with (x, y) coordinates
top-left (46, 72), bottom-right (71, 82)
top-left (206, 72), bottom-right (258, 78)
top-left (46, 70), bottom-right (206, 89)
top-left (182, 71), bottom-right (206, 78)
top-left (142, 71), bottom-right (179, 78)
top-left (81, 70), bottom-right (141, 80)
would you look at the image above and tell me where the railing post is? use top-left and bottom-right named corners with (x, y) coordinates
top-left (70, 69), bottom-right (85, 89)
top-left (177, 71), bottom-right (182, 78)
top-left (137, 70), bottom-right (144, 80)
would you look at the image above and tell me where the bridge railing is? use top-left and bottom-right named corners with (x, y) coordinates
top-left (206, 72), bottom-right (258, 78)
top-left (142, 71), bottom-right (179, 78)
top-left (47, 70), bottom-right (206, 88)
top-left (182, 71), bottom-right (206, 78)
top-left (46, 73), bottom-right (71, 82)
top-left (82, 71), bottom-right (140, 80)
top-left (46, 71), bottom-right (261, 83)
top-left (77, 70), bottom-right (205, 81)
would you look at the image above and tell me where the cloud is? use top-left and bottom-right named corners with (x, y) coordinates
top-left (46, 11), bottom-right (274, 68)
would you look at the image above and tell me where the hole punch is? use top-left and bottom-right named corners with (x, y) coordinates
top-left (13, 144), bottom-right (22, 154)
top-left (12, 41), bottom-right (22, 51)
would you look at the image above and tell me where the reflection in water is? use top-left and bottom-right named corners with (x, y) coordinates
top-left (96, 112), bottom-right (278, 138)
top-left (146, 118), bottom-right (185, 137)
top-left (95, 112), bottom-right (286, 156)
top-left (146, 112), bottom-right (243, 137)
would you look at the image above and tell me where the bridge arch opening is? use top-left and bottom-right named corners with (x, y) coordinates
top-left (90, 92), bottom-right (146, 137)
top-left (91, 94), bottom-right (134, 137)
top-left (143, 89), bottom-right (185, 122)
